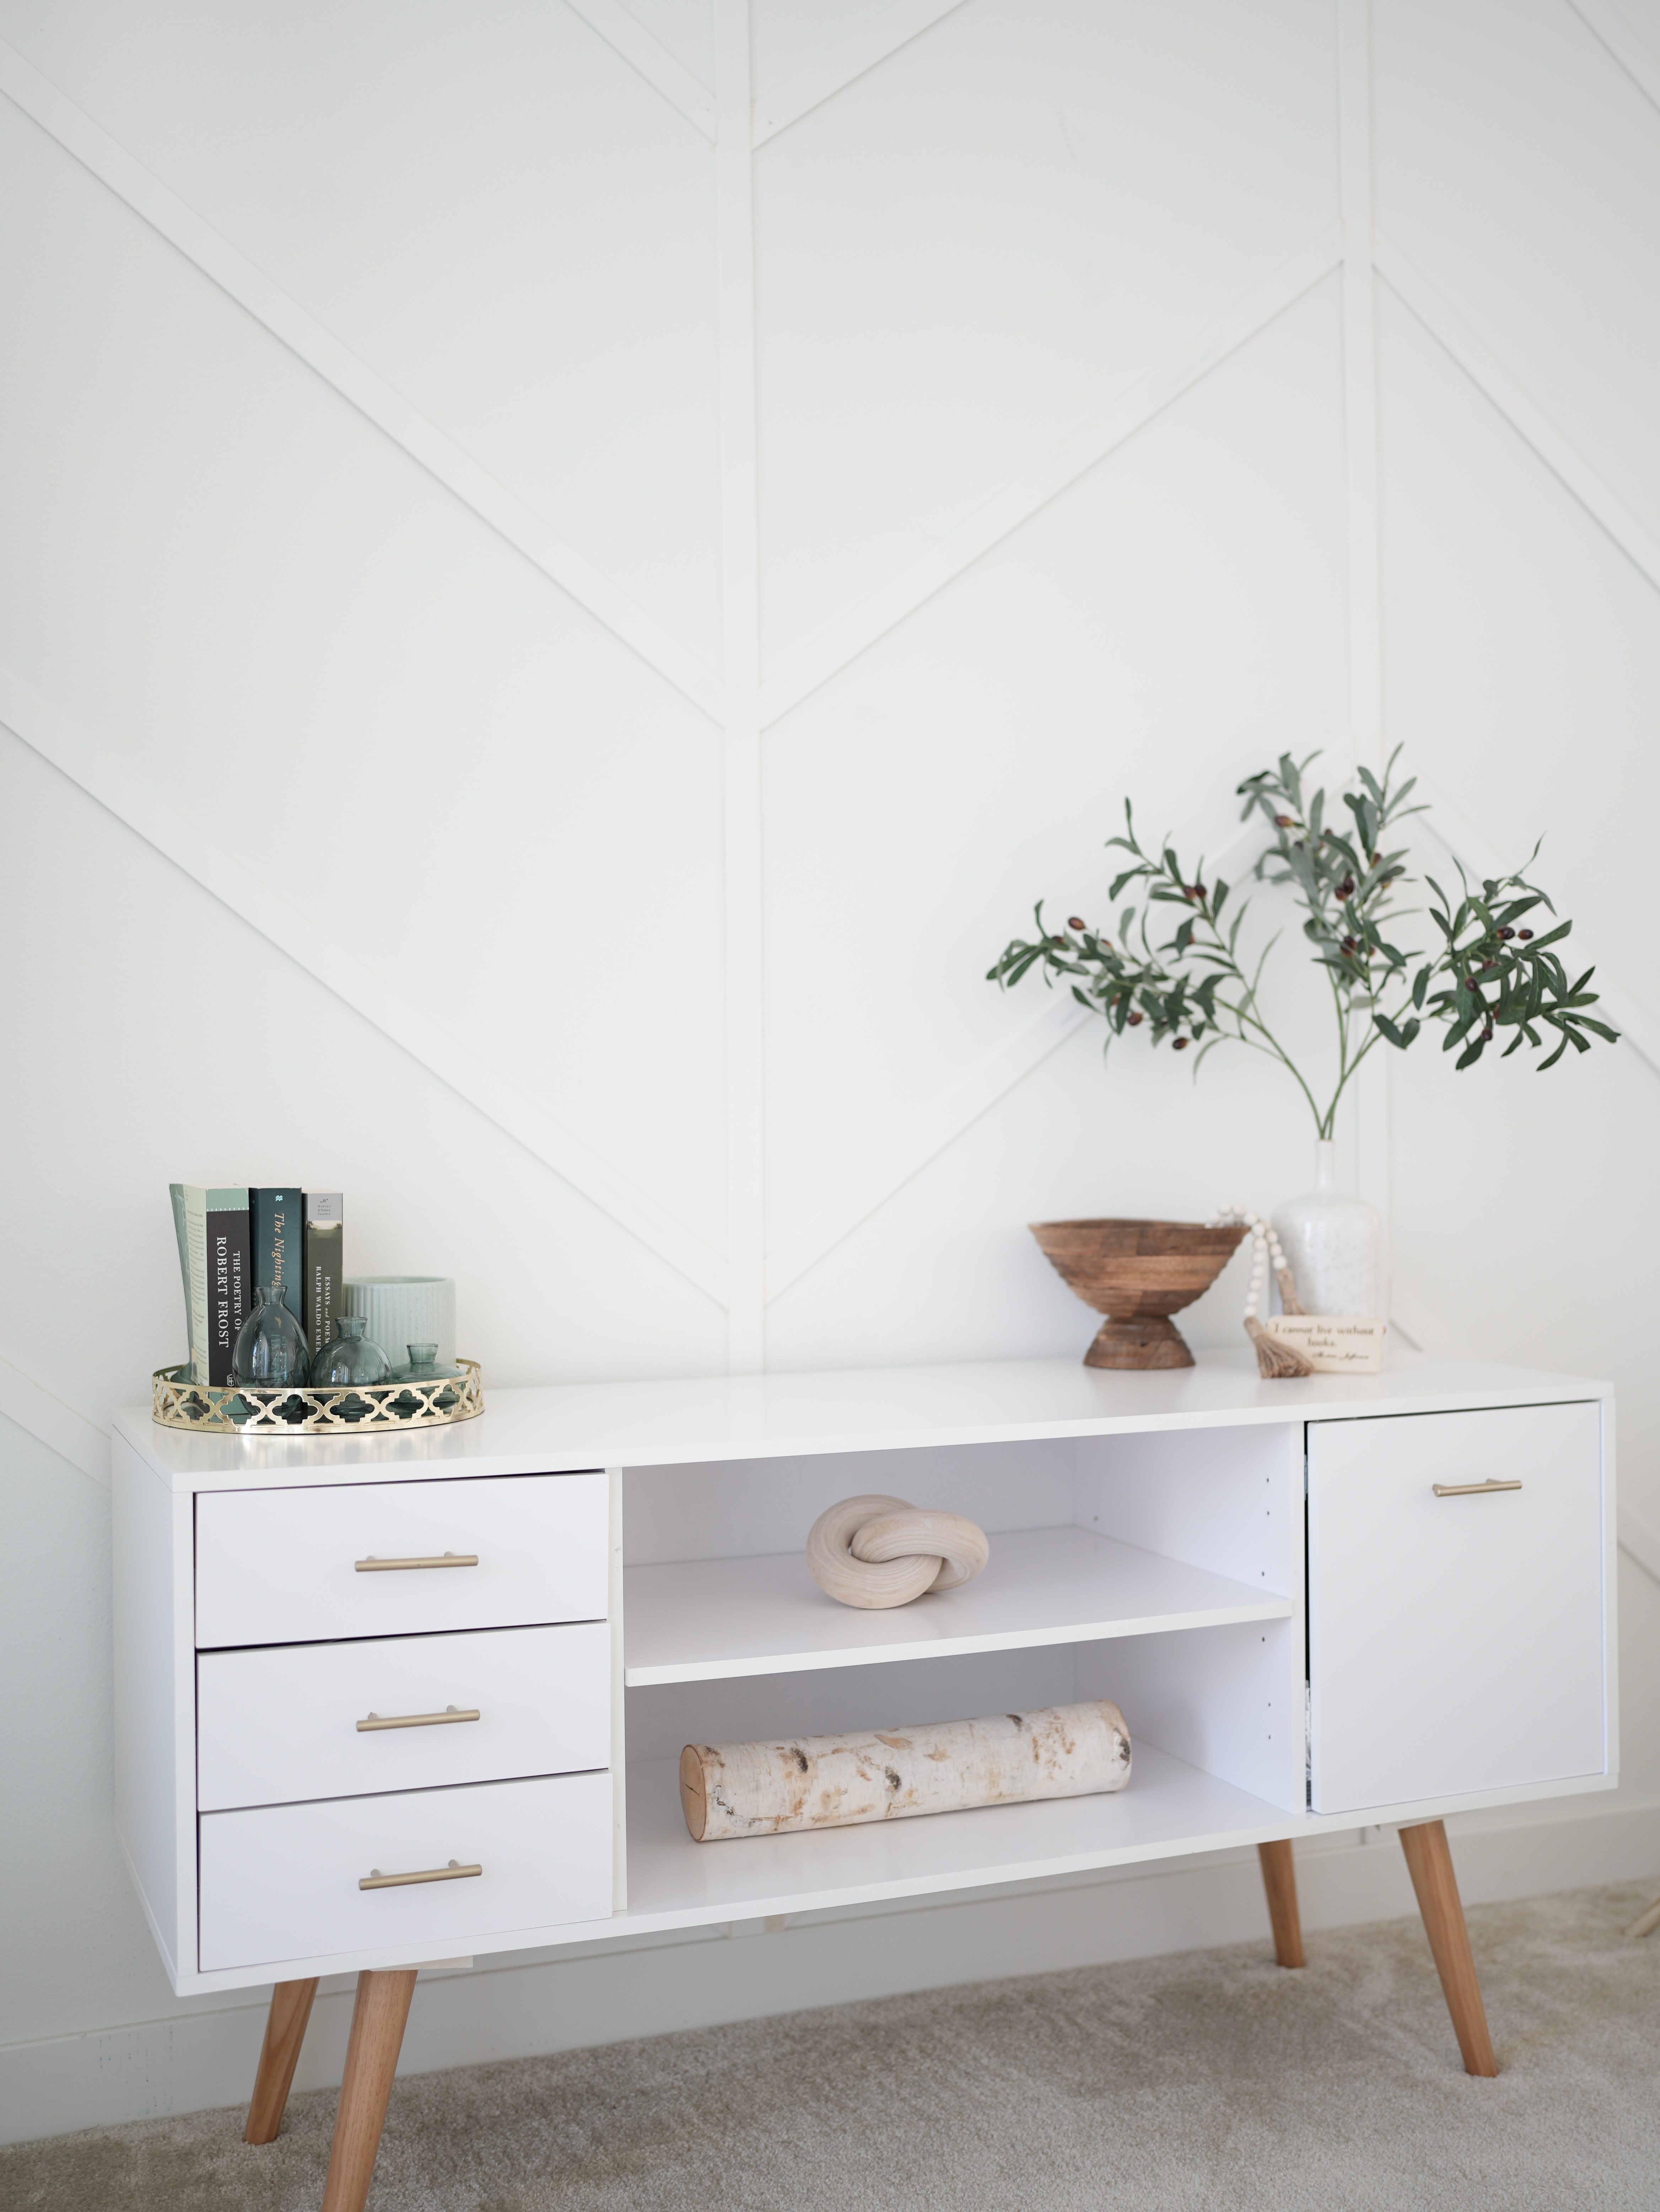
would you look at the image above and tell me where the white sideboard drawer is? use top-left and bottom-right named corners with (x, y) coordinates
top-left (1309, 1400), bottom-right (1605, 1814)
top-left (197, 1621), bottom-right (610, 1811)
top-left (195, 1472), bottom-right (608, 1648)
top-left (198, 1769), bottom-right (613, 1972)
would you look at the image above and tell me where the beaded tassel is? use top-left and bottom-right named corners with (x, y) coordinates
top-left (1207, 1206), bottom-right (1315, 1379)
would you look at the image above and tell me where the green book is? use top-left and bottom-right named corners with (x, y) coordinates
top-left (183, 1186), bottom-right (251, 1387)
top-left (303, 1192), bottom-right (343, 1358)
top-left (249, 1187), bottom-right (305, 1329)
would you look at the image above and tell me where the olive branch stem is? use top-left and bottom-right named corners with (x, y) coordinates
top-left (988, 746), bottom-right (1617, 1138)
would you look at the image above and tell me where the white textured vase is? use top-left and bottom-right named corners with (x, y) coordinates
top-left (1272, 1143), bottom-right (1380, 1317)
top-left (343, 1276), bottom-right (457, 1370)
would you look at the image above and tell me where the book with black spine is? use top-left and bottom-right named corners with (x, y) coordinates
top-left (303, 1191), bottom-right (343, 1359)
top-left (249, 1186), bottom-right (305, 1330)
top-left (182, 1186), bottom-right (251, 1387)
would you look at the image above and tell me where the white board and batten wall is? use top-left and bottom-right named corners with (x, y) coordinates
top-left (5, 0), bottom-right (1660, 2142)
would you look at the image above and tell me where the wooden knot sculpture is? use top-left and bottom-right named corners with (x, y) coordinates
top-left (805, 1494), bottom-right (990, 1610)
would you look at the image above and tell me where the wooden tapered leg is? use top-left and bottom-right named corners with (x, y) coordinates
top-left (320, 1970), bottom-right (418, 2212)
top-left (244, 1978), bottom-right (320, 2144)
top-left (1398, 1820), bottom-right (1497, 2077)
top-left (1256, 1839), bottom-right (1305, 1968)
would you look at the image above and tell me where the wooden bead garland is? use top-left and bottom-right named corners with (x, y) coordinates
top-left (805, 1494), bottom-right (991, 1611)
top-left (1205, 1205), bottom-right (1316, 1379)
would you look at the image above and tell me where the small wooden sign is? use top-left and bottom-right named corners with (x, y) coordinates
top-left (1258, 1316), bottom-right (1386, 1374)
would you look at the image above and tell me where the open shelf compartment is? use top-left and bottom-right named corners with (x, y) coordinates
top-left (615, 1419), bottom-right (1310, 1918)
top-left (623, 1525), bottom-right (1293, 1686)
top-left (620, 1741), bottom-right (1292, 1926)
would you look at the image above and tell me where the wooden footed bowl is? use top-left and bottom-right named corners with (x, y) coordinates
top-left (1030, 1219), bottom-right (1248, 1370)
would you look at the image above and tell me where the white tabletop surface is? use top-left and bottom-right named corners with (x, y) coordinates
top-left (115, 1348), bottom-right (1611, 1493)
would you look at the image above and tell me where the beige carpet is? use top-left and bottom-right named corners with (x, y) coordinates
top-left (7, 1881), bottom-right (1660, 2211)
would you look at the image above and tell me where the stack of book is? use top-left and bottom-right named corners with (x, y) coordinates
top-left (168, 1185), bottom-right (344, 1387)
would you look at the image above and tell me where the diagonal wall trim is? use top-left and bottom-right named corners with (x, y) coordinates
top-left (765, 998), bottom-right (1088, 1301)
top-left (0, 1352), bottom-right (110, 1487)
top-left (752, 0), bottom-right (971, 146)
top-left (755, 227), bottom-right (1346, 728)
top-left (1563, 0), bottom-right (1660, 115)
top-left (0, 37), bottom-right (728, 727)
top-left (1398, 748), bottom-right (1660, 1078)
top-left (1376, 235), bottom-right (1660, 603)
top-left (562, 0), bottom-right (717, 138)
top-left (0, 669), bottom-right (730, 1306)
top-left (762, 800), bottom-right (1303, 1301)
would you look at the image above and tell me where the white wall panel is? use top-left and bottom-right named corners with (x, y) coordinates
top-left (753, 0), bottom-right (896, 91)
top-left (762, 281), bottom-right (1349, 1234)
top-left (621, 0), bottom-right (715, 84)
top-left (0, 100), bottom-right (729, 1251)
top-left (1375, 288), bottom-right (1660, 1027)
top-left (0, 0), bottom-right (723, 658)
top-left (1611, 0), bottom-right (1660, 60)
top-left (4, 0), bottom-right (1660, 2139)
top-left (0, 730), bottom-right (727, 1422)
top-left (764, 1021), bottom-right (1319, 1376)
top-left (754, 0), bottom-right (1338, 661)
top-left (1374, 0), bottom-right (1660, 543)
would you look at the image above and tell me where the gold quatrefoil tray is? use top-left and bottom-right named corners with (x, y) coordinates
top-left (152, 1358), bottom-right (484, 1433)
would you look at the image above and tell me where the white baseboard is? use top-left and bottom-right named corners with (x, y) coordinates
top-left (6, 1789), bottom-right (1659, 2147)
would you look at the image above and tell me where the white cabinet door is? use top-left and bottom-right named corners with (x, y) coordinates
top-left (1309, 1401), bottom-right (1606, 1814)
top-left (195, 1472), bottom-right (607, 1647)
top-left (198, 1770), bottom-right (613, 1972)
top-left (197, 1622), bottom-right (610, 1810)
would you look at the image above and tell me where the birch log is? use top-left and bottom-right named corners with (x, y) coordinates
top-left (680, 1699), bottom-right (1131, 1842)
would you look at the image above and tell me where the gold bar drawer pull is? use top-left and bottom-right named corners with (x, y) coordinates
top-left (360, 1859), bottom-right (482, 1891)
top-left (357, 1705), bottom-right (481, 1733)
top-left (1432, 1478), bottom-right (1524, 1498)
top-left (355, 1552), bottom-right (479, 1572)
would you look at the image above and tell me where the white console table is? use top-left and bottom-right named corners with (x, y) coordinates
top-left (112, 1352), bottom-right (1615, 2211)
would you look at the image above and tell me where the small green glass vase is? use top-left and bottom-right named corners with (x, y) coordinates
top-left (310, 1312), bottom-right (391, 1387)
top-left (388, 1342), bottom-right (460, 1413)
top-left (388, 1342), bottom-right (459, 1382)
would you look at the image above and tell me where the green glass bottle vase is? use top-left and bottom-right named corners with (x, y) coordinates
top-left (231, 1284), bottom-right (312, 1388)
